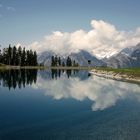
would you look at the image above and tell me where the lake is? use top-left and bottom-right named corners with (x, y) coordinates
top-left (0, 69), bottom-right (140, 140)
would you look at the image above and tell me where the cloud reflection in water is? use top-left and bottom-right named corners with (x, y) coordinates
top-left (33, 70), bottom-right (140, 111)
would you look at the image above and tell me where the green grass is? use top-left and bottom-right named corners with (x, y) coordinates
top-left (95, 67), bottom-right (140, 77)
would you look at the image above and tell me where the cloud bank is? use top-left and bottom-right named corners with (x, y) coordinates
top-left (29, 20), bottom-right (140, 58)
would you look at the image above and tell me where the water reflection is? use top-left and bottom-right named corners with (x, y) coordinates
top-left (51, 69), bottom-right (79, 79)
top-left (0, 69), bottom-right (38, 90)
top-left (0, 69), bottom-right (82, 89)
top-left (0, 69), bottom-right (140, 111)
top-left (36, 70), bottom-right (140, 111)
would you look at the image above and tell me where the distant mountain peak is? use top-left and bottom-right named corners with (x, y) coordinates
top-left (104, 43), bottom-right (140, 68)
top-left (38, 50), bottom-right (106, 67)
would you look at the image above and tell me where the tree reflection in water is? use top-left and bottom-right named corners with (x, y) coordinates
top-left (0, 69), bottom-right (38, 90)
top-left (0, 69), bottom-right (89, 89)
top-left (51, 69), bottom-right (79, 79)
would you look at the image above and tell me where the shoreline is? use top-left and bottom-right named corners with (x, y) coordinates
top-left (0, 65), bottom-right (140, 84)
top-left (90, 69), bottom-right (140, 84)
top-left (0, 66), bottom-right (93, 70)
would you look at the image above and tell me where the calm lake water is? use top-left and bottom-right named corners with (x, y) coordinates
top-left (0, 69), bottom-right (140, 140)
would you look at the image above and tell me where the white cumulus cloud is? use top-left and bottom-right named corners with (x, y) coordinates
top-left (29, 20), bottom-right (140, 58)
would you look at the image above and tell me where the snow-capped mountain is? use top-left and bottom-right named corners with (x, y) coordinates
top-left (69, 50), bottom-right (106, 66)
top-left (38, 50), bottom-right (106, 67)
top-left (104, 43), bottom-right (140, 68)
top-left (38, 43), bottom-right (140, 68)
top-left (38, 51), bottom-right (56, 66)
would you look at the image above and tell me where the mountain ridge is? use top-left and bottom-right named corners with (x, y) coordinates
top-left (104, 43), bottom-right (140, 68)
top-left (38, 50), bottom-right (106, 67)
top-left (38, 43), bottom-right (140, 68)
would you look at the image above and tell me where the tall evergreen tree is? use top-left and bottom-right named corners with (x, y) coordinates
top-left (29, 50), bottom-right (33, 65)
top-left (21, 47), bottom-right (26, 66)
top-left (12, 46), bottom-right (17, 66)
top-left (58, 57), bottom-right (61, 66)
top-left (33, 51), bottom-right (37, 66)
top-left (17, 46), bottom-right (22, 66)
top-left (73, 60), bottom-right (76, 66)
top-left (66, 56), bottom-right (72, 67)
top-left (8, 44), bottom-right (12, 65)
top-left (3, 48), bottom-right (8, 64)
top-left (54, 55), bottom-right (58, 66)
top-left (51, 56), bottom-right (55, 66)
top-left (26, 50), bottom-right (30, 66)
top-left (0, 45), bottom-right (38, 66)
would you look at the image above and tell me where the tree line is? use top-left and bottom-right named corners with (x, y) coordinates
top-left (0, 45), bottom-right (38, 66)
top-left (51, 56), bottom-right (79, 67)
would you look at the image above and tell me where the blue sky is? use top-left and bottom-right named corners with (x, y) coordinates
top-left (0, 0), bottom-right (140, 47)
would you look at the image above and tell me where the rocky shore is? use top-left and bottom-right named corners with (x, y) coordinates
top-left (90, 69), bottom-right (140, 84)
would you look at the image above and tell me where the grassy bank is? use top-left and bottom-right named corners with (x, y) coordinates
top-left (94, 67), bottom-right (140, 77)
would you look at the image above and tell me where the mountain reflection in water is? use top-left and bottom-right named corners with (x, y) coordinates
top-left (36, 70), bottom-right (140, 111)
top-left (0, 69), bottom-right (140, 111)
top-left (0, 69), bottom-right (140, 140)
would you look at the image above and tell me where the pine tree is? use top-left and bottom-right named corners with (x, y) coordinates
top-left (8, 44), bottom-right (12, 65)
top-left (0, 45), bottom-right (38, 66)
top-left (54, 55), bottom-right (58, 66)
top-left (30, 50), bottom-right (33, 65)
top-left (33, 51), bottom-right (37, 66)
top-left (58, 57), bottom-right (61, 66)
top-left (26, 50), bottom-right (30, 66)
top-left (3, 48), bottom-right (8, 64)
top-left (51, 56), bottom-right (55, 66)
top-left (17, 46), bottom-right (22, 66)
top-left (12, 46), bottom-right (17, 66)
top-left (21, 47), bottom-right (26, 66)
top-left (66, 56), bottom-right (72, 67)
top-left (73, 60), bottom-right (76, 67)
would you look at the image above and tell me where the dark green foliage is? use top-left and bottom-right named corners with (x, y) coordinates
top-left (54, 55), bottom-right (58, 66)
top-left (58, 57), bottom-right (61, 66)
top-left (33, 51), bottom-right (38, 66)
top-left (8, 44), bottom-right (12, 65)
top-left (21, 47), bottom-right (26, 66)
top-left (51, 55), bottom-right (79, 67)
top-left (66, 56), bottom-right (72, 67)
top-left (0, 45), bottom-right (38, 66)
top-left (51, 55), bottom-right (61, 67)
top-left (51, 56), bottom-right (55, 66)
